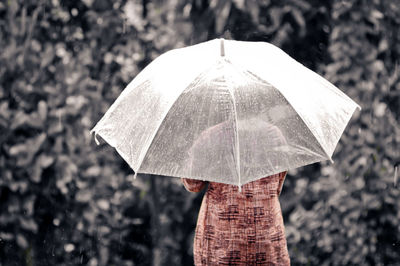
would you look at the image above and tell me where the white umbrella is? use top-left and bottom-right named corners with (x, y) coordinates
top-left (91, 39), bottom-right (360, 187)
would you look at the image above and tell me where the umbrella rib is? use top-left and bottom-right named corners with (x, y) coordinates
top-left (226, 75), bottom-right (242, 190)
top-left (134, 99), bottom-right (185, 178)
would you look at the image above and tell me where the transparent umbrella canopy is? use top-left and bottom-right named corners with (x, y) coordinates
top-left (91, 38), bottom-right (360, 187)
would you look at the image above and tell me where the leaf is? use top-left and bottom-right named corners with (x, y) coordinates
top-left (22, 195), bottom-right (36, 216)
top-left (66, 95), bottom-right (88, 115)
top-left (16, 234), bottom-right (28, 249)
top-left (211, 0), bottom-right (231, 34)
top-left (238, 0), bottom-right (260, 24)
top-left (123, 0), bottom-right (145, 31)
top-left (48, 108), bottom-right (65, 135)
top-left (233, 0), bottom-right (245, 9)
top-left (31, 153), bottom-right (54, 183)
top-left (8, 0), bottom-right (19, 36)
top-left (0, 101), bottom-right (11, 120)
top-left (10, 110), bottom-right (43, 130)
top-left (37, 100), bottom-right (48, 122)
top-left (0, 232), bottom-right (14, 241)
top-left (290, 7), bottom-right (306, 36)
top-left (9, 133), bottom-right (47, 167)
top-left (76, 189), bottom-right (92, 203)
top-left (83, 166), bottom-right (101, 178)
top-left (64, 243), bottom-right (75, 253)
top-left (374, 102), bottom-right (386, 117)
top-left (97, 199), bottom-right (110, 211)
top-left (40, 44), bottom-right (55, 68)
top-left (19, 217), bottom-right (38, 233)
top-left (82, 0), bottom-right (95, 7)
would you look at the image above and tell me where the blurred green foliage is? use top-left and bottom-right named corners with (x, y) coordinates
top-left (0, 0), bottom-right (399, 265)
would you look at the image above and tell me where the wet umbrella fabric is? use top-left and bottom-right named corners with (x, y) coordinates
top-left (91, 39), bottom-right (360, 187)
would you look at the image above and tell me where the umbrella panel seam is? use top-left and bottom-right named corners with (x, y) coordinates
top-left (239, 67), bottom-right (333, 162)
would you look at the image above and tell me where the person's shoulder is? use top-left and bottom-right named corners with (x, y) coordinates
top-left (256, 173), bottom-right (281, 183)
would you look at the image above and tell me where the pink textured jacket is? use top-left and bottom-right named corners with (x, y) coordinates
top-left (182, 171), bottom-right (290, 266)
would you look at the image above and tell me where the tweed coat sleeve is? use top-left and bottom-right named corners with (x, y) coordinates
top-left (181, 178), bottom-right (207, 192)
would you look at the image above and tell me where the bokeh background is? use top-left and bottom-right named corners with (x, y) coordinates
top-left (1, 0), bottom-right (399, 265)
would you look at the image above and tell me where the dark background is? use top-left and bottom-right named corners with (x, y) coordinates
top-left (0, 0), bottom-right (399, 265)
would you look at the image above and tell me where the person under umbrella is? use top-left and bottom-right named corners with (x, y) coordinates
top-left (182, 110), bottom-right (291, 265)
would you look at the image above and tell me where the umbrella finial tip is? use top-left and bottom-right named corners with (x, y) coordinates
top-left (220, 39), bottom-right (225, 57)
